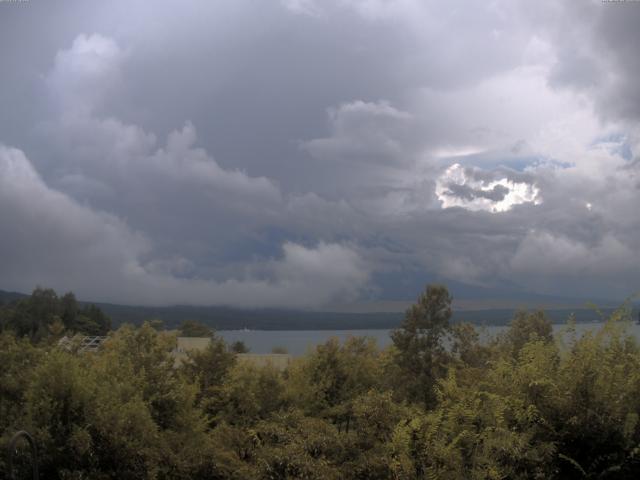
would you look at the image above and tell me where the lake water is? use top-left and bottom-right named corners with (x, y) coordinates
top-left (219, 322), bottom-right (640, 356)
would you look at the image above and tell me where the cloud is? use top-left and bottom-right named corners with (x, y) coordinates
top-left (525, 1), bottom-right (640, 124)
top-left (510, 231), bottom-right (640, 296)
top-left (41, 34), bottom-right (285, 271)
top-left (46, 33), bottom-right (126, 115)
top-left (435, 163), bottom-right (540, 213)
top-left (0, 144), bottom-right (369, 307)
top-left (445, 183), bottom-right (510, 203)
top-left (281, 0), bottom-right (322, 17)
top-left (303, 101), bottom-right (414, 164)
top-left (121, 240), bottom-right (370, 308)
top-left (2, 2), bottom-right (640, 305)
top-left (0, 144), bottom-right (150, 298)
top-left (0, 33), bottom-right (370, 308)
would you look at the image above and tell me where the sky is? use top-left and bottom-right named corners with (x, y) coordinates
top-left (1, 0), bottom-right (639, 308)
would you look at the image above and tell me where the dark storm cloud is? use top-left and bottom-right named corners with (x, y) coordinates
top-left (1, 0), bottom-right (640, 305)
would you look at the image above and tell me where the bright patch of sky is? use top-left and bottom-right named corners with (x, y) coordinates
top-left (435, 163), bottom-right (541, 213)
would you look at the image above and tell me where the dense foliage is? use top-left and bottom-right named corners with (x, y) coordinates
top-left (1, 285), bottom-right (640, 478)
top-left (0, 287), bottom-right (111, 341)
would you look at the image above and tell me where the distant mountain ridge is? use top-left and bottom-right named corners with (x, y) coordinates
top-left (0, 289), bottom-right (28, 303)
top-left (1, 288), bottom-right (635, 330)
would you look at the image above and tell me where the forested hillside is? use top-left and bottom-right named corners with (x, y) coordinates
top-left (1, 285), bottom-right (639, 478)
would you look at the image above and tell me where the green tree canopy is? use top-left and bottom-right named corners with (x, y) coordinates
top-left (0, 287), bottom-right (111, 341)
top-left (391, 283), bottom-right (453, 407)
top-left (230, 340), bottom-right (249, 353)
top-left (179, 319), bottom-right (213, 337)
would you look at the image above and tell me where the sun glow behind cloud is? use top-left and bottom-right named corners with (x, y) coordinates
top-left (435, 163), bottom-right (541, 213)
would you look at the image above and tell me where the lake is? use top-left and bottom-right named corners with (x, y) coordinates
top-left (218, 322), bottom-right (640, 355)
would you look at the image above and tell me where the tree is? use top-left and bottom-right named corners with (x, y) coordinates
top-left (23, 325), bottom-right (218, 479)
top-left (391, 284), bottom-right (453, 408)
top-left (7, 287), bottom-right (60, 340)
top-left (0, 288), bottom-right (111, 340)
top-left (5, 285), bottom-right (640, 479)
top-left (231, 340), bottom-right (249, 353)
top-left (250, 411), bottom-right (343, 480)
top-left (29, 287), bottom-right (60, 324)
top-left (286, 336), bottom-right (384, 431)
top-left (498, 309), bottom-right (553, 356)
top-left (60, 292), bottom-right (78, 330)
top-left (0, 333), bottom-right (43, 441)
top-left (180, 320), bottom-right (213, 338)
top-left (48, 316), bottom-right (66, 339)
top-left (451, 322), bottom-right (491, 370)
top-left (217, 362), bottom-right (287, 426)
top-left (148, 318), bottom-right (165, 331)
top-left (75, 304), bottom-right (111, 336)
top-left (181, 334), bottom-right (236, 420)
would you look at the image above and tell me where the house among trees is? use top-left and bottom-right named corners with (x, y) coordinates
top-left (57, 335), bottom-right (108, 353)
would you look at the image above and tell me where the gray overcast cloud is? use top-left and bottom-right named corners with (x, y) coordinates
top-left (1, 0), bottom-right (639, 306)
